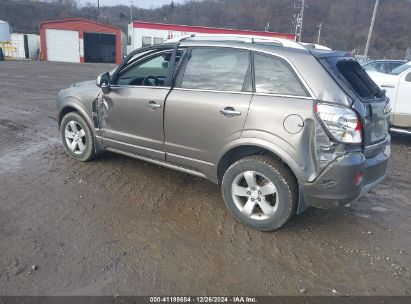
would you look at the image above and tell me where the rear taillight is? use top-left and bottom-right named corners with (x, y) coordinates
top-left (315, 103), bottom-right (362, 144)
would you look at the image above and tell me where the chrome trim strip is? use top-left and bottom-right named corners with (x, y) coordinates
top-left (253, 92), bottom-right (314, 100)
top-left (172, 88), bottom-right (313, 100)
top-left (105, 147), bottom-right (208, 179)
top-left (390, 127), bottom-right (411, 135)
top-left (172, 87), bottom-right (252, 95)
top-left (103, 137), bottom-right (163, 154)
top-left (110, 85), bottom-right (171, 89)
top-left (179, 43), bottom-right (317, 98)
top-left (167, 152), bottom-right (214, 167)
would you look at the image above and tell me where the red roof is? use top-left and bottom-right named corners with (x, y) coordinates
top-left (133, 21), bottom-right (297, 40)
top-left (40, 18), bottom-right (120, 31)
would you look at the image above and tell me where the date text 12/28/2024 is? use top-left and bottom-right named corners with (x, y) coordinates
top-left (149, 297), bottom-right (257, 303)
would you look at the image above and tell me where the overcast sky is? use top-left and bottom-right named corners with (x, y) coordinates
top-left (77, 0), bottom-right (186, 9)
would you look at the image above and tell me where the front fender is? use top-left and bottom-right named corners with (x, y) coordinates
top-left (57, 97), bottom-right (105, 153)
top-left (57, 97), bottom-right (94, 132)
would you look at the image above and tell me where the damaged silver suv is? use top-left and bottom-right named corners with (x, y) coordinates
top-left (57, 36), bottom-right (390, 230)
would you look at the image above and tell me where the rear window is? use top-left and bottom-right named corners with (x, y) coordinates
top-left (336, 60), bottom-right (381, 98)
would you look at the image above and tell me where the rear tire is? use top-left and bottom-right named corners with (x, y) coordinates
top-left (60, 112), bottom-right (96, 162)
top-left (221, 156), bottom-right (297, 231)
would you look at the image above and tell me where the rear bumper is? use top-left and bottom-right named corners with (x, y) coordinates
top-left (301, 139), bottom-right (390, 209)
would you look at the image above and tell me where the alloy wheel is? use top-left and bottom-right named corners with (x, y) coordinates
top-left (64, 120), bottom-right (86, 155)
top-left (231, 170), bottom-right (279, 220)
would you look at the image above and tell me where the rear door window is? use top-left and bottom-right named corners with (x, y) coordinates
top-left (253, 54), bottom-right (308, 96)
top-left (180, 48), bottom-right (250, 92)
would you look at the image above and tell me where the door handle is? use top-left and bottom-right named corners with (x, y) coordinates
top-left (381, 83), bottom-right (395, 88)
top-left (146, 101), bottom-right (161, 110)
top-left (220, 107), bottom-right (241, 117)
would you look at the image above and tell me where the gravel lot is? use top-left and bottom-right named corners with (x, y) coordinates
top-left (0, 60), bottom-right (410, 296)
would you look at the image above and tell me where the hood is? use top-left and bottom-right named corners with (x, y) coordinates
top-left (71, 80), bottom-right (97, 88)
top-left (367, 71), bottom-right (398, 86)
top-left (58, 79), bottom-right (101, 107)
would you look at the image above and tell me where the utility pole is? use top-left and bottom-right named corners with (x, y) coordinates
top-left (130, 0), bottom-right (133, 24)
top-left (299, 0), bottom-right (305, 42)
top-left (97, 0), bottom-right (100, 22)
top-left (317, 23), bottom-right (323, 44)
top-left (364, 0), bottom-right (380, 59)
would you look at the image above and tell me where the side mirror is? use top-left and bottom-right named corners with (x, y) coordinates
top-left (96, 72), bottom-right (111, 94)
top-left (405, 72), bottom-right (411, 82)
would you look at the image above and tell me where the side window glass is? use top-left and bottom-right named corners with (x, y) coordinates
top-left (181, 48), bottom-right (249, 92)
top-left (389, 63), bottom-right (399, 72)
top-left (374, 63), bottom-right (383, 72)
top-left (253, 54), bottom-right (307, 96)
top-left (363, 62), bottom-right (376, 71)
top-left (117, 51), bottom-right (172, 86)
top-left (380, 63), bottom-right (395, 73)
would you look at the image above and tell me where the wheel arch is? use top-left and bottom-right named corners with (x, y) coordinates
top-left (58, 102), bottom-right (104, 154)
top-left (216, 140), bottom-right (304, 185)
top-left (58, 100), bottom-right (94, 134)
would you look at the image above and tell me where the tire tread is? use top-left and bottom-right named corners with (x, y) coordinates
top-left (60, 111), bottom-right (96, 162)
top-left (222, 155), bottom-right (298, 231)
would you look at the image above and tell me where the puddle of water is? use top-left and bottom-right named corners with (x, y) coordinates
top-left (355, 213), bottom-right (371, 218)
top-left (371, 206), bottom-right (388, 212)
top-left (0, 138), bottom-right (59, 174)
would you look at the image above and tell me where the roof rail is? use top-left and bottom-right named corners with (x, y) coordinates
top-left (299, 42), bottom-right (332, 50)
top-left (165, 34), bottom-right (305, 50)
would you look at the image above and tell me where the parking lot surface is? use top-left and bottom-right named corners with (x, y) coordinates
top-left (0, 61), bottom-right (410, 295)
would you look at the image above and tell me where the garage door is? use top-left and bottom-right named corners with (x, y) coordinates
top-left (45, 29), bottom-right (80, 63)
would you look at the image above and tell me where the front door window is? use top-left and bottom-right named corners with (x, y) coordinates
top-left (117, 51), bottom-right (173, 86)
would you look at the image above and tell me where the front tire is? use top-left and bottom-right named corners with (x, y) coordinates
top-left (222, 156), bottom-right (298, 231)
top-left (60, 112), bottom-right (96, 162)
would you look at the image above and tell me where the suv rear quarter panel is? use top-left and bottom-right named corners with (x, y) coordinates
top-left (242, 95), bottom-right (318, 182)
top-left (241, 93), bottom-right (356, 184)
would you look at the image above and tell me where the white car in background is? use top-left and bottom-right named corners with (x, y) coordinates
top-left (367, 62), bottom-right (411, 134)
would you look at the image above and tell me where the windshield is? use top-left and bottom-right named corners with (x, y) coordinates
top-left (390, 63), bottom-right (411, 75)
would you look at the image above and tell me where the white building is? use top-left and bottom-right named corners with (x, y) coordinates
top-left (10, 33), bottom-right (40, 60)
top-left (127, 21), bottom-right (297, 54)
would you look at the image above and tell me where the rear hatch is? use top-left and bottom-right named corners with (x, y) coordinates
top-left (313, 51), bottom-right (389, 147)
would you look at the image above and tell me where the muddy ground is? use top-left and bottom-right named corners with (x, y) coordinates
top-left (0, 61), bottom-right (410, 296)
